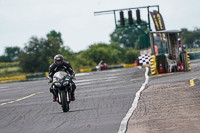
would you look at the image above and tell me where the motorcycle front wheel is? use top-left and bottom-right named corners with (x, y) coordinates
top-left (61, 91), bottom-right (69, 112)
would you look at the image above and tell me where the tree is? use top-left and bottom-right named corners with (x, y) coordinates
top-left (80, 43), bottom-right (113, 64)
top-left (193, 27), bottom-right (200, 40)
top-left (18, 35), bottom-right (61, 72)
top-left (110, 18), bottom-right (148, 48)
top-left (5, 47), bottom-right (21, 61)
top-left (181, 28), bottom-right (195, 45)
top-left (124, 49), bottom-right (140, 64)
top-left (0, 55), bottom-right (10, 62)
top-left (0, 46), bottom-right (21, 62)
top-left (181, 27), bottom-right (200, 46)
top-left (47, 30), bottom-right (63, 45)
top-left (79, 42), bottom-right (139, 65)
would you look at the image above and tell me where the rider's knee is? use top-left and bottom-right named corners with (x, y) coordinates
top-left (49, 87), bottom-right (53, 93)
top-left (72, 83), bottom-right (76, 90)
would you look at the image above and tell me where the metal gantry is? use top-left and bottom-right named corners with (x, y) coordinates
top-left (94, 5), bottom-right (159, 30)
top-left (94, 5), bottom-right (160, 48)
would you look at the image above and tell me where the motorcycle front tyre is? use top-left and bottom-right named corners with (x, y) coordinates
top-left (61, 91), bottom-right (69, 112)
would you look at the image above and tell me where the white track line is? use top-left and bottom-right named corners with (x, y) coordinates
top-left (118, 67), bottom-right (149, 133)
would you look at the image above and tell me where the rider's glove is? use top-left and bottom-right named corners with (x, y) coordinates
top-left (71, 74), bottom-right (75, 78)
top-left (48, 76), bottom-right (53, 83)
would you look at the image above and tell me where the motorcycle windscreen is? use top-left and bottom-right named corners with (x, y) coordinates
top-left (53, 71), bottom-right (68, 79)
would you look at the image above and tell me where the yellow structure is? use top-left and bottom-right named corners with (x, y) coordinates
top-left (80, 69), bottom-right (92, 73)
top-left (150, 55), bottom-right (159, 75)
top-left (0, 75), bottom-right (26, 82)
top-left (123, 63), bottom-right (135, 68)
top-left (45, 72), bottom-right (49, 77)
top-left (186, 52), bottom-right (191, 71)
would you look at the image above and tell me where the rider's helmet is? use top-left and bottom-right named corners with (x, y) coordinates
top-left (54, 54), bottom-right (64, 66)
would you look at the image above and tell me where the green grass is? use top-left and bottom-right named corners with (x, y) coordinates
top-left (0, 62), bottom-right (40, 78)
top-left (0, 67), bottom-right (19, 73)
top-left (0, 62), bottom-right (19, 68)
top-left (0, 67), bottom-right (27, 78)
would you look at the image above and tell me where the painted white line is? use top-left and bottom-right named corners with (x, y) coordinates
top-left (118, 67), bottom-right (149, 133)
top-left (77, 77), bottom-right (117, 86)
top-left (75, 76), bottom-right (116, 83)
top-left (77, 82), bottom-right (92, 86)
top-left (0, 87), bottom-right (23, 92)
top-left (0, 86), bottom-right (8, 89)
top-left (76, 73), bottom-right (92, 76)
top-left (0, 89), bottom-right (12, 92)
top-left (0, 99), bottom-right (13, 102)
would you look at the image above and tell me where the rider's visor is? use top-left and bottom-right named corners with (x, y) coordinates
top-left (56, 60), bottom-right (61, 64)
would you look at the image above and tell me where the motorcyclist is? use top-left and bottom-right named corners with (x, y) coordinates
top-left (98, 60), bottom-right (107, 71)
top-left (48, 54), bottom-right (76, 102)
top-left (98, 60), bottom-right (104, 71)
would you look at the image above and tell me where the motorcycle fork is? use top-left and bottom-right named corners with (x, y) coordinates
top-left (57, 87), bottom-right (70, 103)
top-left (66, 86), bottom-right (72, 102)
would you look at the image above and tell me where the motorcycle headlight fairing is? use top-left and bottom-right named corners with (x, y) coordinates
top-left (63, 81), bottom-right (69, 86)
top-left (54, 82), bottom-right (61, 87)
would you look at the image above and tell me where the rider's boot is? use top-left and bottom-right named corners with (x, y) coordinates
top-left (71, 83), bottom-right (76, 101)
top-left (50, 87), bottom-right (56, 102)
top-left (71, 92), bottom-right (75, 101)
top-left (53, 94), bottom-right (56, 102)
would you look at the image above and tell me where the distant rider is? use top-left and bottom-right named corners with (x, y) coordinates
top-left (48, 54), bottom-right (76, 102)
top-left (98, 60), bottom-right (104, 71)
top-left (98, 60), bottom-right (107, 71)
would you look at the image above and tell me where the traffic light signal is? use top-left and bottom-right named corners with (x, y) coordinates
top-left (128, 10), bottom-right (133, 25)
top-left (119, 11), bottom-right (125, 26)
top-left (136, 9), bottom-right (141, 25)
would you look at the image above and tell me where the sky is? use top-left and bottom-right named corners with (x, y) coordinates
top-left (0, 0), bottom-right (200, 55)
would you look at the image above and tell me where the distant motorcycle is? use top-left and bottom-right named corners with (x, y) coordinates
top-left (96, 63), bottom-right (108, 71)
top-left (50, 71), bottom-right (75, 112)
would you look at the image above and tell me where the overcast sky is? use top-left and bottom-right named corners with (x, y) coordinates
top-left (0, 0), bottom-right (199, 55)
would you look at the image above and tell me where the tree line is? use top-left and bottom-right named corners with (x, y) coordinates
top-left (0, 30), bottom-right (140, 73)
top-left (1, 18), bottom-right (199, 73)
top-left (181, 27), bottom-right (200, 45)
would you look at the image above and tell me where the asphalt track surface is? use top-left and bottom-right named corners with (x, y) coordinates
top-left (0, 67), bottom-right (146, 133)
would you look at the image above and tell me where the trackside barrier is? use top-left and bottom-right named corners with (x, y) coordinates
top-left (0, 72), bottom-right (48, 82)
top-left (0, 75), bottom-right (26, 82)
top-left (80, 69), bottom-right (92, 73)
top-left (186, 52), bottom-right (191, 71)
top-left (45, 72), bottom-right (49, 77)
top-left (107, 65), bottom-right (123, 69)
top-left (26, 73), bottom-right (45, 79)
top-left (92, 68), bottom-right (97, 71)
top-left (123, 64), bottom-right (135, 68)
top-left (79, 64), bottom-right (135, 73)
top-left (1, 63), bottom-right (136, 82)
top-left (150, 55), bottom-right (159, 75)
top-left (188, 52), bottom-right (200, 60)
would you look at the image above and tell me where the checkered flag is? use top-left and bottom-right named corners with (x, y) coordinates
top-left (138, 54), bottom-right (150, 65)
